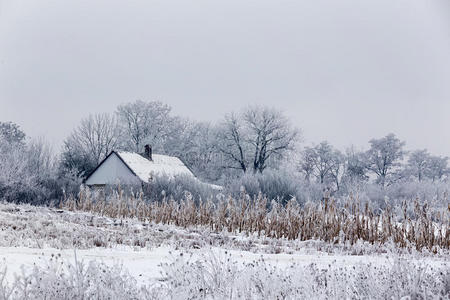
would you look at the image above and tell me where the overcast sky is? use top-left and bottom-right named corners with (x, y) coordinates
top-left (1, 0), bottom-right (449, 156)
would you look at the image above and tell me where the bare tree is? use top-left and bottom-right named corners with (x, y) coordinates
top-left (62, 113), bottom-right (121, 176)
top-left (116, 100), bottom-right (172, 152)
top-left (328, 150), bottom-right (345, 191)
top-left (299, 141), bottom-right (345, 192)
top-left (27, 137), bottom-right (55, 178)
top-left (164, 118), bottom-right (223, 181)
top-left (243, 106), bottom-right (299, 173)
top-left (312, 141), bottom-right (336, 184)
top-left (343, 146), bottom-right (368, 183)
top-left (300, 147), bottom-right (316, 182)
top-left (218, 112), bottom-right (249, 173)
top-left (366, 133), bottom-right (405, 187)
top-left (218, 106), bottom-right (299, 173)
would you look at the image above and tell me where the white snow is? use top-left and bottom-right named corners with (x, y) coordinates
top-left (118, 152), bottom-right (194, 182)
top-left (0, 246), bottom-right (172, 285)
top-left (1, 203), bottom-right (449, 298)
top-left (2, 245), bottom-right (448, 287)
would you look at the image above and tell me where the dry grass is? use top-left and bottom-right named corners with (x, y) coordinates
top-left (60, 188), bottom-right (450, 252)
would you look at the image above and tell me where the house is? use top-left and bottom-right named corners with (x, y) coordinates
top-left (84, 145), bottom-right (195, 187)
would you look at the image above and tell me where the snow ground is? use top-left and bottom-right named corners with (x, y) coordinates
top-left (0, 202), bottom-right (449, 298)
top-left (2, 245), bottom-right (448, 287)
top-left (1, 246), bottom-right (170, 285)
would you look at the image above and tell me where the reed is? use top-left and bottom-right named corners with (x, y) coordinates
top-left (60, 187), bottom-right (449, 252)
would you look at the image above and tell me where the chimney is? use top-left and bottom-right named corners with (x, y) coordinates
top-left (144, 144), bottom-right (152, 161)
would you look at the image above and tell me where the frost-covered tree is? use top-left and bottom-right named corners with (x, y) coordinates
top-left (0, 121), bottom-right (26, 145)
top-left (0, 125), bottom-right (60, 204)
top-left (218, 112), bottom-right (249, 173)
top-left (163, 118), bottom-right (223, 182)
top-left (407, 149), bottom-right (430, 181)
top-left (0, 122), bottom-right (30, 201)
top-left (366, 134), bottom-right (405, 186)
top-left (244, 106), bottom-right (299, 173)
top-left (299, 142), bottom-right (345, 191)
top-left (116, 100), bottom-right (173, 152)
top-left (299, 147), bottom-right (316, 182)
top-left (425, 155), bottom-right (449, 182)
top-left (27, 138), bottom-right (55, 179)
top-left (328, 150), bottom-right (345, 191)
top-left (0, 141), bottom-right (33, 201)
top-left (300, 141), bottom-right (337, 185)
top-left (218, 106), bottom-right (299, 174)
top-left (61, 113), bottom-right (121, 177)
top-left (343, 147), bottom-right (368, 183)
top-left (312, 142), bottom-right (335, 184)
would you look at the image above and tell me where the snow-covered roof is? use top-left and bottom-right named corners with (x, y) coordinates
top-left (117, 152), bottom-right (194, 183)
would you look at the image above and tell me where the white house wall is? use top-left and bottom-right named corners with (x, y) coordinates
top-left (85, 153), bottom-right (140, 186)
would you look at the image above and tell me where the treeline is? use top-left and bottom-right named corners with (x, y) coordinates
top-left (60, 101), bottom-right (299, 183)
top-left (299, 135), bottom-right (449, 191)
top-left (0, 122), bottom-right (72, 204)
top-left (61, 101), bottom-right (449, 187)
top-left (0, 100), bottom-right (449, 207)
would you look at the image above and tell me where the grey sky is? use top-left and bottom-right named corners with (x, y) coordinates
top-left (1, 0), bottom-right (449, 156)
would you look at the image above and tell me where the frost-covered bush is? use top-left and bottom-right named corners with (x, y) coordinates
top-left (387, 180), bottom-right (449, 208)
top-left (0, 144), bottom-right (38, 203)
top-left (141, 174), bottom-right (220, 203)
top-left (159, 251), bottom-right (450, 299)
top-left (2, 252), bottom-right (448, 299)
top-left (0, 255), bottom-right (149, 300)
top-left (0, 137), bottom-right (63, 205)
top-left (224, 169), bottom-right (322, 205)
top-left (357, 180), bottom-right (449, 214)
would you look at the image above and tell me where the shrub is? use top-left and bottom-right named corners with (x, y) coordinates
top-left (224, 169), bottom-right (322, 206)
top-left (0, 138), bottom-right (67, 205)
top-left (357, 180), bottom-right (449, 215)
top-left (0, 254), bottom-right (147, 300)
top-left (141, 174), bottom-right (221, 204)
top-left (160, 252), bottom-right (450, 299)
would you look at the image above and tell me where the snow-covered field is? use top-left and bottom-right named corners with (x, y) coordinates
top-left (1, 202), bottom-right (449, 299)
top-left (5, 244), bottom-right (446, 286)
